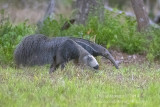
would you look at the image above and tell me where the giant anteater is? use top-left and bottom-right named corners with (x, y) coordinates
top-left (14, 34), bottom-right (119, 69)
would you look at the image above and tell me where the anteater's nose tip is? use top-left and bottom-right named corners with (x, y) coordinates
top-left (93, 65), bottom-right (99, 70)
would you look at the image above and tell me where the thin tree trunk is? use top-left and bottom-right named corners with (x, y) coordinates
top-left (105, 5), bottom-right (159, 28)
top-left (104, 0), bottom-right (109, 7)
top-left (75, 0), bottom-right (104, 25)
top-left (43, 0), bottom-right (55, 21)
top-left (20, 0), bottom-right (27, 8)
top-left (131, 0), bottom-right (150, 32)
top-left (37, 0), bottom-right (56, 32)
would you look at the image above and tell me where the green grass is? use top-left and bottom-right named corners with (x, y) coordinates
top-left (0, 62), bottom-right (160, 107)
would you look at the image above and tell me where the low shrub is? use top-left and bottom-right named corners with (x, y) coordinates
top-left (0, 10), bottom-right (34, 64)
top-left (147, 28), bottom-right (160, 61)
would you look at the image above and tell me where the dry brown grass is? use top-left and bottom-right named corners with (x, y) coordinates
top-left (0, 1), bottom-right (73, 24)
top-left (6, 7), bottom-right (45, 24)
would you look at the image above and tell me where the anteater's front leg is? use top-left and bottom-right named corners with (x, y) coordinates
top-left (49, 62), bottom-right (61, 73)
top-left (60, 62), bottom-right (67, 70)
top-left (49, 56), bottom-right (58, 73)
top-left (49, 62), bottom-right (56, 74)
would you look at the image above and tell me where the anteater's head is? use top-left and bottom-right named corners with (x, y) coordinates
top-left (82, 55), bottom-right (99, 70)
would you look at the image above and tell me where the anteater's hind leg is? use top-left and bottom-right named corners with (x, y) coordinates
top-left (50, 63), bottom-right (55, 74)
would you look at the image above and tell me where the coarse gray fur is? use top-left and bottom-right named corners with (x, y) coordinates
top-left (14, 34), bottom-right (67, 66)
top-left (14, 34), bottom-right (119, 69)
top-left (50, 39), bottom-right (99, 73)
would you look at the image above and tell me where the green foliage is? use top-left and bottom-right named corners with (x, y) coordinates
top-left (38, 17), bottom-right (62, 36)
top-left (86, 12), bottom-right (146, 54)
top-left (147, 28), bottom-right (160, 61)
top-left (0, 11), bottom-right (34, 64)
top-left (39, 11), bottom-right (147, 54)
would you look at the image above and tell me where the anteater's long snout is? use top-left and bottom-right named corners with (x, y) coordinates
top-left (93, 65), bottom-right (99, 70)
top-left (103, 51), bottom-right (119, 69)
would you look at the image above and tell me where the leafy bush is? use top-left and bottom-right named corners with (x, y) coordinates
top-left (85, 12), bottom-right (146, 54)
top-left (147, 28), bottom-right (160, 61)
top-left (0, 11), bottom-right (34, 64)
top-left (38, 17), bottom-right (62, 36)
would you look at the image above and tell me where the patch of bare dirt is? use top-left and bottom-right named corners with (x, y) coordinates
top-left (102, 50), bottom-right (147, 66)
top-left (111, 50), bottom-right (146, 64)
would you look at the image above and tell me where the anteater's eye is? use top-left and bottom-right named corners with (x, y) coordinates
top-left (87, 56), bottom-right (92, 61)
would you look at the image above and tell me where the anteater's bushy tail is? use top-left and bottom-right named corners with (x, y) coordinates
top-left (14, 34), bottom-right (55, 66)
